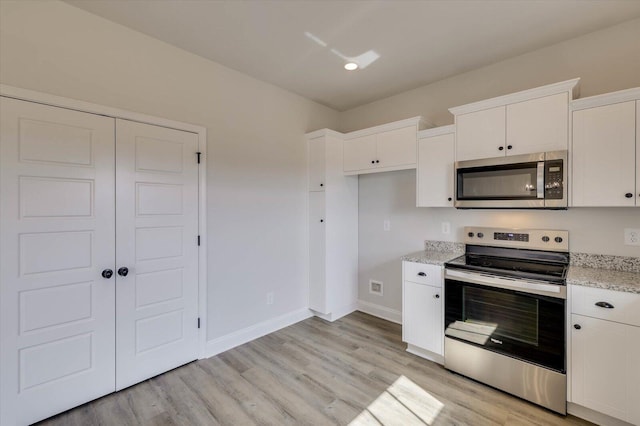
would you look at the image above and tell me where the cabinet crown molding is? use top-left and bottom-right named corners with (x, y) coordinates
top-left (344, 116), bottom-right (429, 140)
top-left (570, 87), bottom-right (640, 111)
top-left (305, 128), bottom-right (344, 139)
top-left (418, 125), bottom-right (455, 138)
top-left (449, 78), bottom-right (580, 116)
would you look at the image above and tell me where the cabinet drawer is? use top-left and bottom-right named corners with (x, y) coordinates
top-left (403, 262), bottom-right (442, 287)
top-left (572, 285), bottom-right (640, 327)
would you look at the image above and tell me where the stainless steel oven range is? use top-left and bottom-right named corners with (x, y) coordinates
top-left (444, 227), bottom-right (569, 414)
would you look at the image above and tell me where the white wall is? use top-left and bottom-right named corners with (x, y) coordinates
top-left (342, 19), bottom-right (640, 314)
top-left (0, 0), bottom-right (339, 340)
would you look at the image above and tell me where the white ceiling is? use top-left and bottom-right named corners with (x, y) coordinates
top-left (64, 0), bottom-right (640, 111)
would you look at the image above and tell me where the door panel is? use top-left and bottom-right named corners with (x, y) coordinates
top-left (343, 134), bottom-right (377, 172)
top-left (376, 125), bottom-right (417, 168)
top-left (507, 93), bottom-right (568, 155)
top-left (115, 119), bottom-right (199, 390)
top-left (0, 97), bottom-right (116, 426)
top-left (572, 101), bottom-right (636, 206)
top-left (308, 192), bottom-right (326, 313)
top-left (308, 137), bottom-right (326, 191)
top-left (456, 106), bottom-right (506, 161)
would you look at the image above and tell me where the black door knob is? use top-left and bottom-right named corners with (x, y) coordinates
top-left (376, 160), bottom-right (380, 163)
top-left (102, 269), bottom-right (113, 279)
top-left (625, 193), bottom-right (633, 198)
top-left (434, 294), bottom-right (440, 299)
top-left (320, 183), bottom-right (323, 187)
top-left (447, 197), bottom-right (452, 202)
top-left (320, 219), bottom-right (324, 223)
top-left (574, 324), bottom-right (581, 330)
top-left (498, 146), bottom-right (504, 151)
top-left (507, 145), bottom-right (513, 150)
top-left (371, 160), bottom-right (375, 164)
top-left (117, 267), bottom-right (129, 277)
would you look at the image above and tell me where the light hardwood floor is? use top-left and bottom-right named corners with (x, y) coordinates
top-left (37, 312), bottom-right (593, 426)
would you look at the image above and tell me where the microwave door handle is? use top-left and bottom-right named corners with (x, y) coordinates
top-left (537, 162), bottom-right (544, 199)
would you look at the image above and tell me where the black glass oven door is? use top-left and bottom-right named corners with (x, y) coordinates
top-left (445, 279), bottom-right (565, 372)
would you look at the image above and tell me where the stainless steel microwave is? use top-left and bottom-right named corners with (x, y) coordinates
top-left (454, 151), bottom-right (567, 209)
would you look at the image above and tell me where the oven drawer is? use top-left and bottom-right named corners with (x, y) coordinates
top-left (571, 285), bottom-right (640, 327)
top-left (403, 262), bottom-right (442, 287)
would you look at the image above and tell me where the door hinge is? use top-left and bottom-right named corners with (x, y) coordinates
top-left (197, 317), bottom-right (201, 329)
top-left (197, 235), bottom-right (201, 246)
top-left (196, 152), bottom-right (202, 164)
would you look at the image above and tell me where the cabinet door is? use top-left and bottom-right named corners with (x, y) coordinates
top-left (376, 125), bottom-right (417, 169)
top-left (417, 133), bottom-right (455, 207)
top-left (308, 137), bottom-right (325, 191)
top-left (308, 192), bottom-right (327, 313)
top-left (572, 101), bottom-right (636, 207)
top-left (403, 281), bottom-right (443, 355)
top-left (629, 324), bottom-right (640, 425)
top-left (0, 97), bottom-right (116, 426)
top-left (506, 93), bottom-right (568, 156)
top-left (571, 314), bottom-right (631, 422)
top-left (637, 100), bottom-right (640, 206)
top-left (115, 120), bottom-right (200, 391)
top-left (343, 134), bottom-right (377, 173)
top-left (456, 106), bottom-right (506, 161)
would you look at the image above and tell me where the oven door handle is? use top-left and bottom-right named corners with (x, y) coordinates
top-left (445, 268), bottom-right (566, 299)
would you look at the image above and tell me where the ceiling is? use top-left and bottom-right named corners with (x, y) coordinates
top-left (64, 0), bottom-right (640, 111)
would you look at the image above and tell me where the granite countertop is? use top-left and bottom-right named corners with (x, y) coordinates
top-left (567, 266), bottom-right (640, 294)
top-left (401, 250), bottom-right (463, 266)
top-left (403, 242), bottom-right (640, 294)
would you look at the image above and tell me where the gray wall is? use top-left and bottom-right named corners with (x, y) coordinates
top-left (346, 19), bottom-right (640, 314)
top-left (0, 0), bottom-right (339, 340)
top-left (358, 170), bottom-right (640, 314)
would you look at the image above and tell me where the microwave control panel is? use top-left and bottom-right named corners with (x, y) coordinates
top-left (544, 160), bottom-right (563, 199)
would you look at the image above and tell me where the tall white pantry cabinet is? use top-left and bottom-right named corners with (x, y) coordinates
top-left (306, 130), bottom-right (358, 321)
top-left (0, 92), bottom-right (205, 425)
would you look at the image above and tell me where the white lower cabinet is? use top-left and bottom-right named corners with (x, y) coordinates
top-left (570, 286), bottom-right (640, 425)
top-left (402, 262), bottom-right (443, 362)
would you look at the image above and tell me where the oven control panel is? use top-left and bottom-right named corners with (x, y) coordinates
top-left (464, 227), bottom-right (568, 251)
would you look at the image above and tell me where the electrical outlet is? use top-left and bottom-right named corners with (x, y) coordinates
top-left (383, 220), bottom-right (391, 231)
top-left (267, 292), bottom-right (274, 305)
top-left (624, 228), bottom-right (640, 246)
top-left (442, 222), bottom-right (450, 234)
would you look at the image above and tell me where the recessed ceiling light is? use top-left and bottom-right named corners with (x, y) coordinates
top-left (344, 62), bottom-right (359, 71)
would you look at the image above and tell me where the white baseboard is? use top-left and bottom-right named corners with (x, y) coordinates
top-left (406, 344), bottom-right (444, 365)
top-left (357, 300), bottom-right (402, 324)
top-left (311, 301), bottom-right (358, 322)
top-left (204, 308), bottom-right (313, 358)
top-left (567, 402), bottom-right (634, 426)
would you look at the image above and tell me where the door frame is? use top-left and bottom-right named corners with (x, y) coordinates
top-left (0, 84), bottom-right (209, 359)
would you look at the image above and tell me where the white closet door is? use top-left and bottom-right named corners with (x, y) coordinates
top-left (0, 97), bottom-right (116, 426)
top-left (114, 119), bottom-right (199, 390)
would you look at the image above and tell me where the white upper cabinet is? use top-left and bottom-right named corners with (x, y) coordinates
top-left (343, 117), bottom-right (427, 175)
top-left (451, 79), bottom-right (579, 162)
top-left (571, 88), bottom-right (640, 207)
top-left (506, 93), bottom-right (568, 155)
top-left (417, 126), bottom-right (455, 207)
top-left (343, 133), bottom-right (377, 173)
top-left (455, 106), bottom-right (505, 161)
